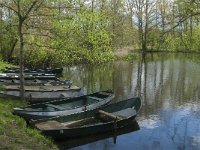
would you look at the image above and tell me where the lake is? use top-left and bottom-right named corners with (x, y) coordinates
top-left (60, 53), bottom-right (200, 150)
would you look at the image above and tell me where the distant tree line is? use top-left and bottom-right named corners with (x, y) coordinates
top-left (0, 0), bottom-right (200, 67)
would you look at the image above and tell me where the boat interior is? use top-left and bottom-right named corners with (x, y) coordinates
top-left (35, 108), bottom-right (136, 130)
top-left (26, 92), bottom-right (111, 111)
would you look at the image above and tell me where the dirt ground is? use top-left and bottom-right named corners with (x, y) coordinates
top-left (114, 47), bottom-right (134, 57)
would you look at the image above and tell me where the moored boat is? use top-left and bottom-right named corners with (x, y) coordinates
top-left (2, 84), bottom-right (74, 92)
top-left (0, 73), bottom-right (57, 80)
top-left (13, 90), bottom-right (114, 120)
top-left (0, 79), bottom-right (72, 86)
top-left (0, 86), bottom-right (82, 104)
top-left (2, 67), bottom-right (63, 74)
top-left (57, 119), bottom-right (139, 149)
top-left (30, 97), bottom-right (141, 140)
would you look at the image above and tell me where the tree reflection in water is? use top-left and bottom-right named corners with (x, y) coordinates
top-left (62, 53), bottom-right (200, 150)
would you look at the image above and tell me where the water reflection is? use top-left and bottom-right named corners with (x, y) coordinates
top-left (62, 53), bottom-right (200, 150)
top-left (57, 120), bottom-right (139, 150)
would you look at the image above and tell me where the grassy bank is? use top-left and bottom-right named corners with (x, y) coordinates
top-left (0, 99), bottom-right (58, 149)
top-left (0, 61), bottom-right (58, 150)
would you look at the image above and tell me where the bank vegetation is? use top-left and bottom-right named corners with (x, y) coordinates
top-left (0, 0), bottom-right (199, 68)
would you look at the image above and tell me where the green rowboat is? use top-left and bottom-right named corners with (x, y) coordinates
top-left (13, 90), bottom-right (114, 120)
top-left (30, 97), bottom-right (141, 140)
top-left (0, 86), bottom-right (82, 104)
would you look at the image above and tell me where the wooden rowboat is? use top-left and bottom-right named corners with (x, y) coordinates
top-left (13, 90), bottom-right (114, 120)
top-left (57, 119), bottom-right (140, 149)
top-left (0, 86), bottom-right (82, 104)
top-left (0, 73), bottom-right (57, 80)
top-left (30, 97), bottom-right (141, 140)
top-left (0, 79), bottom-right (72, 86)
top-left (2, 84), bottom-right (74, 92)
top-left (2, 67), bottom-right (63, 74)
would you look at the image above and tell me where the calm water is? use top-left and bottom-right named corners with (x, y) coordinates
top-left (60, 53), bottom-right (200, 150)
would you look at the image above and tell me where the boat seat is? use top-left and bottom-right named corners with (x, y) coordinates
top-left (112, 108), bottom-right (136, 118)
top-left (98, 110), bottom-right (124, 121)
top-left (59, 93), bottom-right (69, 98)
top-left (62, 117), bottom-right (95, 128)
top-left (87, 96), bottom-right (102, 101)
top-left (45, 104), bottom-right (64, 110)
top-left (35, 120), bottom-right (64, 130)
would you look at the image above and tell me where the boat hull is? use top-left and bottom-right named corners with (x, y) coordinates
top-left (0, 87), bottom-right (82, 104)
top-left (43, 117), bottom-right (136, 140)
top-left (2, 67), bottom-right (63, 75)
top-left (13, 90), bottom-right (114, 120)
top-left (0, 73), bottom-right (57, 80)
top-left (31, 97), bottom-right (142, 140)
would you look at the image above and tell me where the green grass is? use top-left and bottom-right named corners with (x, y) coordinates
top-left (0, 62), bottom-right (58, 150)
top-left (0, 61), bottom-right (15, 72)
top-left (0, 98), bottom-right (58, 150)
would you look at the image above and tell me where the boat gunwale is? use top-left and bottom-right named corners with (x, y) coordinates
top-left (17, 95), bottom-right (114, 113)
top-left (33, 97), bottom-right (142, 131)
top-left (13, 90), bottom-right (114, 113)
top-left (38, 110), bottom-right (138, 131)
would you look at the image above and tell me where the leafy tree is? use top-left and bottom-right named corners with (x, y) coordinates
top-left (1, 0), bottom-right (44, 99)
top-left (52, 8), bottom-right (114, 64)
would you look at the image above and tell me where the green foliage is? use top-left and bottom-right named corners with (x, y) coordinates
top-left (51, 9), bottom-right (114, 65)
top-left (0, 19), bottom-right (18, 61)
top-left (17, 7), bottom-right (115, 67)
top-left (0, 86), bottom-right (6, 91)
top-left (184, 27), bottom-right (200, 52)
top-left (24, 46), bottom-right (50, 68)
top-left (0, 61), bottom-right (15, 72)
top-left (162, 26), bottom-right (200, 52)
top-left (1, 0), bottom-right (200, 68)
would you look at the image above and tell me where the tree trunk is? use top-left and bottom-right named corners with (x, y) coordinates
top-left (143, 0), bottom-right (148, 52)
top-left (17, 0), bottom-right (25, 100)
top-left (18, 20), bottom-right (25, 100)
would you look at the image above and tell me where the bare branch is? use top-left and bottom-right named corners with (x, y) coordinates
top-left (22, 0), bottom-right (38, 22)
top-left (0, 3), bottom-right (18, 14)
top-left (163, 12), bottom-right (200, 35)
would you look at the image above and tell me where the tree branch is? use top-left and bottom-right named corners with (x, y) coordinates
top-left (162, 12), bottom-right (200, 35)
top-left (0, 3), bottom-right (18, 14)
top-left (22, 0), bottom-right (38, 22)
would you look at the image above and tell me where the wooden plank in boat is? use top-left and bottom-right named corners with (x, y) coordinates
top-left (62, 117), bottom-right (96, 128)
top-left (98, 110), bottom-right (124, 121)
top-left (35, 120), bottom-right (64, 130)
